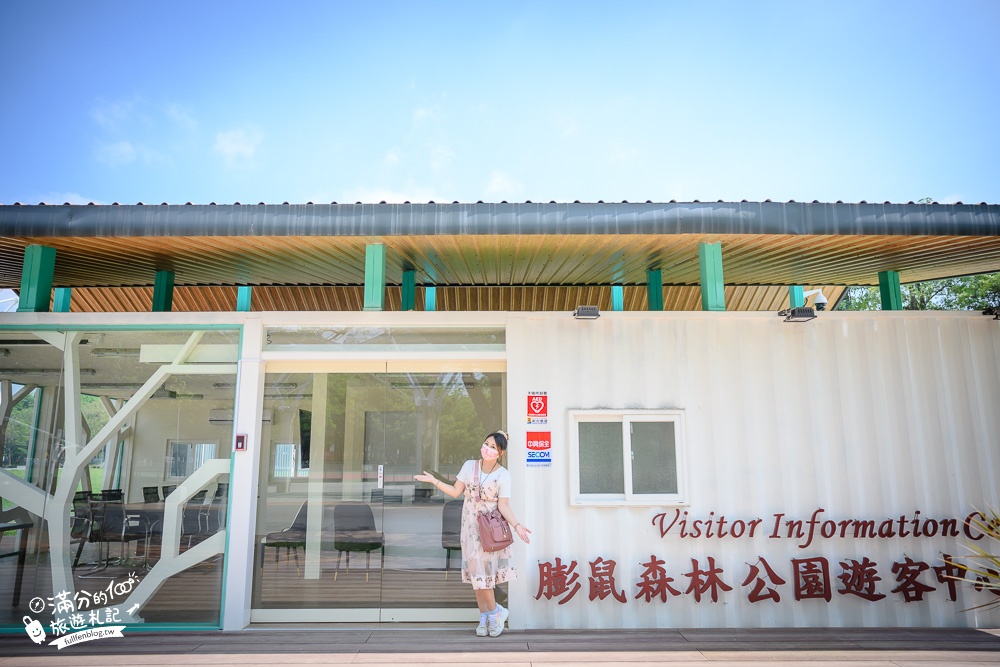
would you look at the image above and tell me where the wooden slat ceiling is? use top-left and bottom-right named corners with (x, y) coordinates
top-left (64, 285), bottom-right (844, 313)
top-left (0, 234), bottom-right (997, 289)
top-left (0, 201), bottom-right (996, 313)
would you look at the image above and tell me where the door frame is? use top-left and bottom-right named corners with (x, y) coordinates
top-left (249, 357), bottom-right (506, 623)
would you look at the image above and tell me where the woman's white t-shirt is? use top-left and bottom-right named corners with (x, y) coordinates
top-left (457, 460), bottom-right (511, 499)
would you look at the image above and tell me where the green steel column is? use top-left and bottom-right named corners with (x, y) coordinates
top-left (236, 286), bottom-right (253, 312)
top-left (401, 270), bottom-right (416, 311)
top-left (363, 244), bottom-right (387, 311)
top-left (646, 269), bottom-right (663, 311)
top-left (611, 285), bottom-right (624, 311)
top-left (788, 286), bottom-right (804, 309)
top-left (424, 286), bottom-right (437, 311)
top-left (698, 242), bottom-right (726, 311)
top-left (17, 245), bottom-right (56, 313)
top-left (152, 270), bottom-right (175, 312)
top-left (878, 270), bottom-right (902, 310)
top-left (53, 287), bottom-right (72, 313)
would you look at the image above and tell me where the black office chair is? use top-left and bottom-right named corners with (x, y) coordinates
top-left (441, 499), bottom-right (463, 580)
top-left (162, 485), bottom-right (177, 499)
top-left (85, 496), bottom-right (144, 569)
top-left (260, 502), bottom-right (308, 575)
top-left (142, 487), bottom-right (160, 503)
top-left (332, 503), bottom-right (384, 583)
top-left (70, 491), bottom-right (93, 567)
top-left (98, 489), bottom-right (124, 502)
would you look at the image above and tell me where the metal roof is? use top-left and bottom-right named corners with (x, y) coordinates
top-left (0, 201), bottom-right (996, 312)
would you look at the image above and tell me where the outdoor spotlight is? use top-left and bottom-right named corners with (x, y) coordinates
top-left (778, 307), bottom-right (817, 323)
top-left (573, 305), bottom-right (600, 320)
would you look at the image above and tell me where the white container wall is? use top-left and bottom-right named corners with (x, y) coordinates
top-left (505, 311), bottom-right (1000, 629)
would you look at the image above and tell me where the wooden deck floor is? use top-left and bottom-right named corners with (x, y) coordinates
top-left (0, 626), bottom-right (998, 665)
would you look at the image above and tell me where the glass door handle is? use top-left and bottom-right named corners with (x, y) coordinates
top-left (377, 464), bottom-right (384, 489)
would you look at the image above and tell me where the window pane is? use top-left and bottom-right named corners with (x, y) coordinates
top-left (631, 421), bottom-right (677, 494)
top-left (579, 422), bottom-right (624, 494)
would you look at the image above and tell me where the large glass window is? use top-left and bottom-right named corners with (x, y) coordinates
top-left (0, 328), bottom-right (239, 630)
top-left (570, 410), bottom-right (687, 506)
top-left (252, 369), bottom-right (506, 622)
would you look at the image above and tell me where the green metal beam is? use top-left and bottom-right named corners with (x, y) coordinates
top-left (236, 286), bottom-right (253, 312)
top-left (363, 244), bottom-right (387, 311)
top-left (646, 269), bottom-right (663, 311)
top-left (698, 242), bottom-right (726, 311)
top-left (401, 270), bottom-right (415, 311)
top-left (611, 285), bottom-right (624, 311)
top-left (878, 270), bottom-right (902, 311)
top-left (424, 286), bottom-right (437, 311)
top-left (788, 286), bottom-right (804, 309)
top-left (17, 245), bottom-right (56, 313)
top-left (152, 270), bottom-right (174, 312)
top-left (53, 287), bottom-right (72, 313)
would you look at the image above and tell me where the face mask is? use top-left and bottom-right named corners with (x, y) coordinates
top-left (481, 444), bottom-right (500, 461)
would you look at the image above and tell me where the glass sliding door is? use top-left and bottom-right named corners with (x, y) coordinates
top-left (251, 368), bottom-right (505, 622)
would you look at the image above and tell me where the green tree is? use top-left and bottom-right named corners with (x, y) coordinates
top-left (836, 273), bottom-right (1000, 312)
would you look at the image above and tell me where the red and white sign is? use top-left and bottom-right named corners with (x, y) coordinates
top-left (526, 431), bottom-right (552, 467)
top-left (527, 392), bottom-right (548, 424)
top-left (526, 431), bottom-right (551, 450)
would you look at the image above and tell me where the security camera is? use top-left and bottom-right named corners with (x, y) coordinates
top-left (803, 289), bottom-right (828, 311)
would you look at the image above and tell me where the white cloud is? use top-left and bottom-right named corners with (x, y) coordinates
top-left (428, 143), bottom-right (455, 173)
top-left (385, 149), bottom-right (401, 165)
top-left (214, 126), bottom-right (263, 167)
top-left (608, 142), bottom-right (638, 164)
top-left (412, 106), bottom-right (441, 125)
top-left (95, 140), bottom-right (137, 166)
top-left (91, 96), bottom-right (140, 130)
top-left (554, 111), bottom-right (581, 138)
top-left (484, 171), bottom-right (523, 199)
top-left (166, 104), bottom-right (197, 130)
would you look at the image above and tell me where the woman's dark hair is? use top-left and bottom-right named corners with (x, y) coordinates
top-left (488, 430), bottom-right (508, 453)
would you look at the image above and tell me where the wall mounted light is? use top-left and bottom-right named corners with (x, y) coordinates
top-left (573, 305), bottom-right (600, 320)
top-left (778, 307), bottom-right (817, 323)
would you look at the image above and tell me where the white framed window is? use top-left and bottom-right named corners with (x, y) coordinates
top-left (165, 440), bottom-right (219, 480)
top-left (569, 410), bottom-right (687, 506)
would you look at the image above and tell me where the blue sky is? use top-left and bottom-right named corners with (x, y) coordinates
top-left (1, 1), bottom-right (998, 206)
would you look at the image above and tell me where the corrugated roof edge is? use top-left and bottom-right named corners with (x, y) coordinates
top-left (1, 201), bottom-right (998, 237)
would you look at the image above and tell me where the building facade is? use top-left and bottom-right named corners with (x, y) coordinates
top-left (0, 202), bottom-right (998, 633)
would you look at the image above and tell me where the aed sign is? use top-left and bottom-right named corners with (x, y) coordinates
top-left (527, 392), bottom-right (548, 425)
top-left (526, 431), bottom-right (551, 467)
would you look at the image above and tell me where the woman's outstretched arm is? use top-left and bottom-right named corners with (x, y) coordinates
top-left (414, 471), bottom-right (465, 498)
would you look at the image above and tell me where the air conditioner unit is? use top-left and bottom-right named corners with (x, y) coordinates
top-left (209, 409), bottom-right (272, 424)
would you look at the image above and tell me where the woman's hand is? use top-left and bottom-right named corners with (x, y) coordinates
top-left (514, 524), bottom-right (532, 544)
top-left (413, 471), bottom-right (438, 485)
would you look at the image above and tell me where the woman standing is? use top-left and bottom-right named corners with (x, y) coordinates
top-left (414, 430), bottom-right (531, 637)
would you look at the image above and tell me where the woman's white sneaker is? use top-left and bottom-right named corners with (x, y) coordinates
top-left (475, 621), bottom-right (488, 637)
top-left (488, 605), bottom-right (509, 637)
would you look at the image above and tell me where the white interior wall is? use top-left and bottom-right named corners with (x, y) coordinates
top-left (506, 311), bottom-right (1000, 629)
top-left (129, 400), bottom-right (234, 503)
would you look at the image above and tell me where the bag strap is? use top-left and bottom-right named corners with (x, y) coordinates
top-left (473, 460), bottom-right (481, 504)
